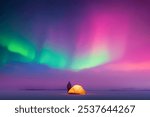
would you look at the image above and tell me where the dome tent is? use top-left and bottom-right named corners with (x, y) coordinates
top-left (68, 84), bottom-right (86, 95)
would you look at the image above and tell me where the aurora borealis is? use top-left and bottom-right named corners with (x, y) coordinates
top-left (0, 0), bottom-right (130, 71)
top-left (0, 0), bottom-right (150, 93)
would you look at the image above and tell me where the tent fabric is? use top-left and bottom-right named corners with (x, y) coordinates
top-left (68, 85), bottom-right (86, 95)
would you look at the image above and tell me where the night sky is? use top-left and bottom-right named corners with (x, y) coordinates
top-left (0, 0), bottom-right (150, 90)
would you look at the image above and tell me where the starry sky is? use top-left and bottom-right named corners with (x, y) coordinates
top-left (0, 0), bottom-right (150, 90)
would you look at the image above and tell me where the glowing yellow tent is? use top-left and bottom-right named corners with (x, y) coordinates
top-left (68, 85), bottom-right (86, 95)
